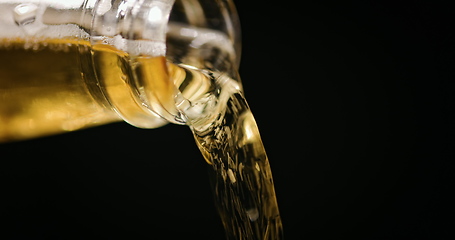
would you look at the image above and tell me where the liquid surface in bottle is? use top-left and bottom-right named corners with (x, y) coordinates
top-left (0, 38), bottom-right (283, 239)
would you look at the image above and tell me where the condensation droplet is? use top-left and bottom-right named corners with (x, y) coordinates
top-left (13, 3), bottom-right (38, 26)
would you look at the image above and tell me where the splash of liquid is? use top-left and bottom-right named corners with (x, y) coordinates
top-left (170, 64), bottom-right (284, 239)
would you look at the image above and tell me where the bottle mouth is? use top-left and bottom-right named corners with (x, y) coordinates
top-left (162, 0), bottom-right (243, 124)
top-left (122, 0), bottom-right (242, 125)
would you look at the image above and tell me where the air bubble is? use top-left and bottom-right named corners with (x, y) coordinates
top-left (13, 3), bottom-right (38, 26)
top-left (246, 208), bottom-right (259, 221)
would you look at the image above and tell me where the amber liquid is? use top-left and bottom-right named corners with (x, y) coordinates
top-left (0, 39), bottom-right (113, 141)
top-left (0, 39), bottom-right (283, 239)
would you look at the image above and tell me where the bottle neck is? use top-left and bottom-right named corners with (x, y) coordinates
top-left (78, 0), bottom-right (183, 126)
top-left (47, 0), bottom-right (183, 126)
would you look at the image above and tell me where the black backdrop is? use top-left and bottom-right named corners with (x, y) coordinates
top-left (1, 1), bottom-right (454, 239)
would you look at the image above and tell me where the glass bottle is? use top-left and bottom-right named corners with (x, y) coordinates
top-left (0, 0), bottom-right (241, 142)
top-left (1, 2), bottom-right (286, 239)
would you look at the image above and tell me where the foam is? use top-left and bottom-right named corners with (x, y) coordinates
top-left (93, 35), bottom-right (166, 57)
top-left (1, 0), bottom-right (87, 9)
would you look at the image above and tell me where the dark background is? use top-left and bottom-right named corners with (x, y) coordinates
top-left (1, 1), bottom-right (454, 239)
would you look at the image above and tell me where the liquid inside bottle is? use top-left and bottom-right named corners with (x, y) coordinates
top-left (0, 39), bottom-right (115, 141)
top-left (0, 39), bottom-right (170, 142)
